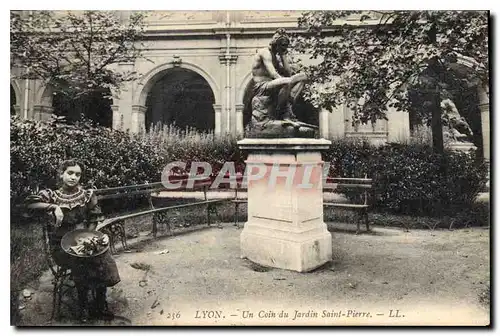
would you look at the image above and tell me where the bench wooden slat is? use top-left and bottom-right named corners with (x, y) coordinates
top-left (95, 182), bottom-right (165, 194)
top-left (97, 188), bottom-right (165, 200)
top-left (324, 203), bottom-right (369, 208)
top-left (326, 178), bottom-right (373, 182)
top-left (97, 198), bottom-right (231, 231)
top-left (327, 183), bottom-right (372, 189)
top-left (96, 183), bottom-right (215, 200)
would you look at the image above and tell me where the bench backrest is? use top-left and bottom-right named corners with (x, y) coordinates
top-left (94, 174), bottom-right (373, 206)
top-left (94, 182), bottom-right (165, 201)
top-left (324, 176), bottom-right (373, 205)
top-left (94, 176), bottom-right (220, 212)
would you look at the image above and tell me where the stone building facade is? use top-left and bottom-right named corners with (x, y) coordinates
top-left (10, 10), bottom-right (490, 160)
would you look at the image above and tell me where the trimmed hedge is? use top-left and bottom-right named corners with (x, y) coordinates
top-left (10, 116), bottom-right (244, 209)
top-left (328, 139), bottom-right (488, 216)
top-left (11, 117), bottom-right (487, 218)
top-left (11, 117), bottom-right (160, 205)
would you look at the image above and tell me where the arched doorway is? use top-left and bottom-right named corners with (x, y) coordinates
top-left (52, 87), bottom-right (113, 127)
top-left (145, 68), bottom-right (215, 132)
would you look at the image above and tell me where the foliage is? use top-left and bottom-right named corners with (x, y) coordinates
top-left (326, 138), bottom-right (488, 216)
top-left (10, 10), bottom-right (148, 125)
top-left (11, 116), bottom-right (486, 217)
top-left (294, 11), bottom-right (488, 123)
top-left (11, 10), bottom-right (147, 99)
top-left (140, 123), bottom-right (244, 176)
top-left (10, 117), bottom-right (244, 207)
top-left (10, 116), bottom-right (163, 206)
top-left (294, 11), bottom-right (488, 153)
top-left (10, 221), bottom-right (46, 325)
top-left (325, 205), bottom-right (488, 231)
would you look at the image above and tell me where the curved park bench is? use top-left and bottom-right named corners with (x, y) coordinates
top-left (323, 176), bottom-right (373, 234)
top-left (94, 178), bottom-right (232, 254)
top-left (231, 175), bottom-right (373, 234)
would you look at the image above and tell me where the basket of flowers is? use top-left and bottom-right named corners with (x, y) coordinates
top-left (61, 229), bottom-right (110, 260)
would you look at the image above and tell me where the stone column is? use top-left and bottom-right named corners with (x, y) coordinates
top-left (131, 105), bottom-right (147, 134)
top-left (116, 63), bottom-right (135, 131)
top-left (319, 108), bottom-right (330, 139)
top-left (21, 78), bottom-right (31, 120)
top-left (387, 106), bottom-right (410, 143)
top-left (238, 138), bottom-right (332, 273)
top-left (214, 104), bottom-right (222, 137)
top-left (478, 85), bottom-right (490, 163)
top-left (235, 104), bottom-right (244, 137)
top-left (111, 105), bottom-right (122, 130)
top-left (219, 54), bottom-right (238, 135)
top-left (328, 105), bottom-right (345, 139)
top-left (33, 105), bottom-right (53, 122)
top-left (230, 56), bottom-right (238, 135)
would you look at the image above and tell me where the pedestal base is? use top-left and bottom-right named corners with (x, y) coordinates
top-left (448, 141), bottom-right (477, 152)
top-left (240, 224), bottom-right (332, 272)
top-left (238, 138), bottom-right (332, 273)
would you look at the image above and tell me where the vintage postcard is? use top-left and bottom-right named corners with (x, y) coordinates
top-left (10, 9), bottom-right (490, 327)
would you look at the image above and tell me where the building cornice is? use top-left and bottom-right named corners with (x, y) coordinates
top-left (143, 19), bottom-right (382, 40)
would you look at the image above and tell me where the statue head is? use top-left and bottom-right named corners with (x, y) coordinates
top-left (270, 28), bottom-right (290, 53)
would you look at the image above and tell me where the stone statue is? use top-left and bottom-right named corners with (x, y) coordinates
top-left (441, 98), bottom-right (473, 143)
top-left (246, 28), bottom-right (317, 138)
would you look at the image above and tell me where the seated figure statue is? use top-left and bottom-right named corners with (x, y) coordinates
top-left (246, 28), bottom-right (317, 138)
top-left (441, 98), bottom-right (473, 143)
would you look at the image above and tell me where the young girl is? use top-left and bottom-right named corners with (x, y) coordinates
top-left (25, 159), bottom-right (120, 322)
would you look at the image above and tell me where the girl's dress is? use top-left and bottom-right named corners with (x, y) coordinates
top-left (25, 186), bottom-right (120, 287)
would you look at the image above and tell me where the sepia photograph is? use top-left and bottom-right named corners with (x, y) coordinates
top-left (9, 8), bottom-right (490, 327)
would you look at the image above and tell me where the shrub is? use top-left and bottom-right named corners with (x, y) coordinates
top-left (140, 123), bottom-right (245, 176)
top-left (10, 116), bottom-right (167, 207)
top-left (326, 139), bottom-right (488, 216)
top-left (10, 116), bottom-right (246, 211)
top-left (11, 115), bottom-right (487, 218)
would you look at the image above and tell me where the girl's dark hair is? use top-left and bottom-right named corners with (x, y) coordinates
top-left (58, 159), bottom-right (85, 182)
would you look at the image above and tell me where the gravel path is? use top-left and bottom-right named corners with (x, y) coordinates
top-left (17, 223), bottom-right (490, 326)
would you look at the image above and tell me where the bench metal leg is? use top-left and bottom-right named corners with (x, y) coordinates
top-left (117, 222), bottom-right (129, 251)
top-left (152, 212), bottom-right (171, 237)
top-left (356, 210), bottom-right (366, 235)
top-left (234, 203), bottom-right (239, 228)
top-left (206, 204), bottom-right (211, 226)
top-left (208, 204), bottom-right (223, 228)
top-left (355, 210), bottom-right (370, 234)
top-left (101, 228), bottom-right (116, 254)
top-left (109, 234), bottom-right (117, 254)
top-left (51, 279), bottom-right (59, 320)
top-left (152, 215), bottom-right (158, 238)
top-left (364, 211), bottom-right (370, 232)
top-left (51, 269), bottom-right (71, 321)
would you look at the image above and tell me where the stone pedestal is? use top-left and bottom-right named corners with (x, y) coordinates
top-left (448, 141), bottom-right (477, 153)
top-left (237, 138), bottom-right (332, 272)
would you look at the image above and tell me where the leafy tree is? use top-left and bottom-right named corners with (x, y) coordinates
top-left (10, 10), bottom-right (148, 125)
top-left (294, 11), bottom-right (488, 152)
